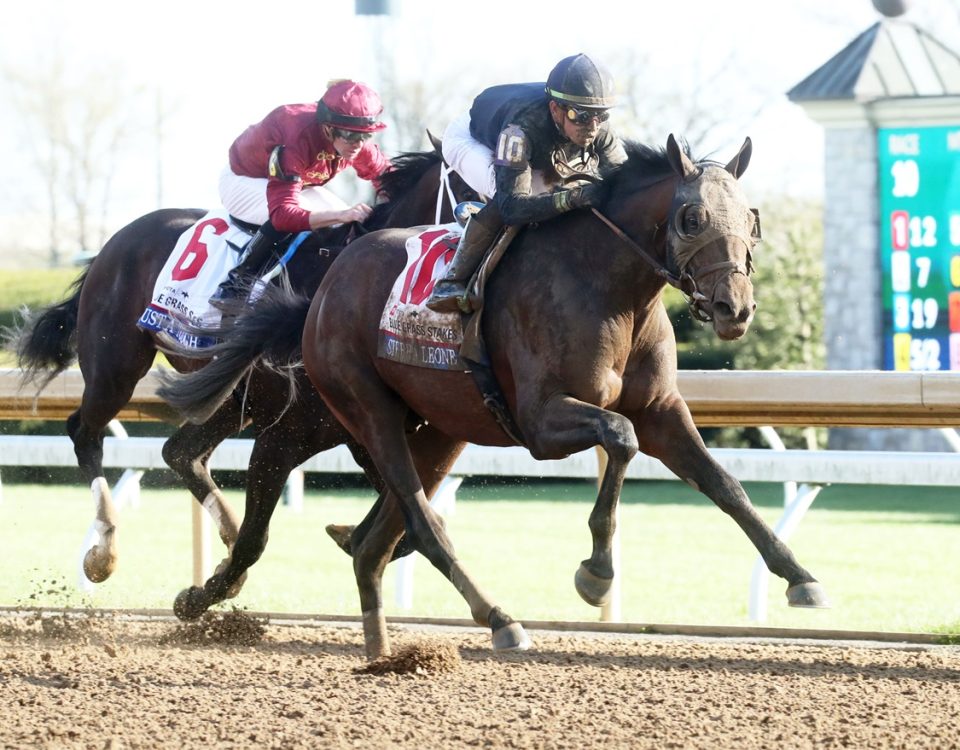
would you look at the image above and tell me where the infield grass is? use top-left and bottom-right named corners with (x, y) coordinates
top-left (2, 479), bottom-right (959, 635)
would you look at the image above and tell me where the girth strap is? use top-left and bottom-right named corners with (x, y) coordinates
top-left (462, 356), bottom-right (527, 447)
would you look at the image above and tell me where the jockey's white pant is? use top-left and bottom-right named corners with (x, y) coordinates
top-left (441, 113), bottom-right (497, 201)
top-left (218, 166), bottom-right (349, 226)
top-left (441, 113), bottom-right (551, 203)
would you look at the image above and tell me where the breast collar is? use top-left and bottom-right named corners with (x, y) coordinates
top-left (552, 140), bottom-right (600, 179)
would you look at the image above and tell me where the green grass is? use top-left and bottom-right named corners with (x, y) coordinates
top-left (0, 266), bottom-right (82, 309)
top-left (0, 265), bottom-right (174, 370)
top-left (3, 479), bottom-right (959, 634)
top-left (0, 266), bottom-right (85, 367)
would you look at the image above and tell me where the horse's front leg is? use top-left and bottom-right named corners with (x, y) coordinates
top-left (162, 398), bottom-right (249, 597)
top-left (521, 395), bottom-right (639, 607)
top-left (631, 395), bottom-right (829, 608)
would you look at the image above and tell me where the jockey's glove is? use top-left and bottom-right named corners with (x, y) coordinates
top-left (566, 183), bottom-right (602, 210)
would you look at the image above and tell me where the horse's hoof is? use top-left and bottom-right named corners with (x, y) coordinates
top-left (786, 581), bottom-right (831, 608)
top-left (325, 524), bottom-right (355, 556)
top-left (173, 586), bottom-right (209, 621)
top-left (574, 563), bottom-right (613, 607)
top-left (82, 547), bottom-right (117, 583)
top-left (492, 622), bottom-right (532, 651)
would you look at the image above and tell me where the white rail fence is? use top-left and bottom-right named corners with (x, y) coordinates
top-left (3, 367), bottom-right (960, 622)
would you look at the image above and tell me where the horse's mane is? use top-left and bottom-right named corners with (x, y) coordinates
top-left (364, 149), bottom-right (441, 228)
top-left (379, 149), bottom-right (441, 199)
top-left (601, 138), bottom-right (686, 194)
top-left (605, 137), bottom-right (734, 192)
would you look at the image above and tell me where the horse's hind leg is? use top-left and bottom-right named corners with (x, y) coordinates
top-left (632, 401), bottom-right (829, 608)
top-left (162, 397), bottom-right (249, 597)
top-left (69, 406), bottom-right (118, 583)
top-left (348, 422), bottom-right (530, 658)
top-left (70, 343), bottom-right (156, 583)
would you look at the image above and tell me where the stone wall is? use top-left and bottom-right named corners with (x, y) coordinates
top-left (823, 127), bottom-right (881, 371)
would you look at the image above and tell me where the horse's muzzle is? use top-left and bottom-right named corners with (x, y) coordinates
top-left (710, 272), bottom-right (756, 340)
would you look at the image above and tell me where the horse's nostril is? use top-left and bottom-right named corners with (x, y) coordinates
top-left (713, 301), bottom-right (733, 319)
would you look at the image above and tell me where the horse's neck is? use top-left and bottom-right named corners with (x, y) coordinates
top-left (607, 174), bottom-right (675, 255)
top-left (497, 210), bottom-right (665, 327)
top-left (593, 179), bottom-right (675, 303)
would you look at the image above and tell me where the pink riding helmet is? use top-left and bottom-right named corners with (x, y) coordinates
top-left (317, 80), bottom-right (387, 132)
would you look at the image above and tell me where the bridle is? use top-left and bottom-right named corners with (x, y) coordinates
top-left (591, 191), bottom-right (760, 323)
top-left (668, 202), bottom-right (759, 321)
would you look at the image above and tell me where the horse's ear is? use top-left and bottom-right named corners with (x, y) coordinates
top-left (724, 137), bottom-right (752, 179)
top-left (666, 133), bottom-right (698, 181)
top-left (426, 130), bottom-right (446, 163)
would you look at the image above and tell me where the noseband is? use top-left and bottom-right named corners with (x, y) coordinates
top-left (670, 205), bottom-right (759, 322)
top-left (591, 205), bottom-right (759, 323)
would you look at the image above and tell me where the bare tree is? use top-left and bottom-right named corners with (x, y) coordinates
top-left (609, 48), bottom-right (766, 157)
top-left (5, 54), bottom-right (149, 265)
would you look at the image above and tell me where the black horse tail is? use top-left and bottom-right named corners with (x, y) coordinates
top-left (158, 283), bottom-right (313, 425)
top-left (4, 269), bottom-right (88, 392)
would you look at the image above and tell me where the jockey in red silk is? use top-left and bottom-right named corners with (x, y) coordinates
top-left (212, 79), bottom-right (389, 305)
top-left (426, 53), bottom-right (627, 314)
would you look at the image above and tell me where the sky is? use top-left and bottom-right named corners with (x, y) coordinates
top-left (2, 0), bottom-right (959, 264)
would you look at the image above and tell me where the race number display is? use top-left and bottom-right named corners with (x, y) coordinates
top-left (879, 125), bottom-right (960, 371)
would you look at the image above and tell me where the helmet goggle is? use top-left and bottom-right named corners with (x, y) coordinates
top-left (332, 128), bottom-right (374, 143)
top-left (561, 104), bottom-right (610, 125)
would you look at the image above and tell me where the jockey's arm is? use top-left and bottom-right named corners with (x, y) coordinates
top-left (353, 142), bottom-right (391, 182)
top-left (308, 204), bottom-right (372, 229)
top-left (492, 165), bottom-right (599, 226)
top-left (267, 177), bottom-right (371, 231)
top-left (596, 128), bottom-right (628, 168)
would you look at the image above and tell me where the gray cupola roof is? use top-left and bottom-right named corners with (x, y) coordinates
top-left (788, 19), bottom-right (960, 103)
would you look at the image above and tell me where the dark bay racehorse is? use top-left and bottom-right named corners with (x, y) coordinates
top-left (161, 134), bottom-right (829, 659)
top-left (9, 147), bottom-right (473, 600)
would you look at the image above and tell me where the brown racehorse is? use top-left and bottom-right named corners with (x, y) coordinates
top-left (161, 135), bottom-right (830, 659)
top-left (308, 134), bottom-right (832, 657)
top-left (9, 148), bottom-right (474, 607)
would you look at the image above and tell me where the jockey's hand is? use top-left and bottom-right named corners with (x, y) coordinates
top-left (340, 203), bottom-right (374, 223)
top-left (567, 183), bottom-right (602, 209)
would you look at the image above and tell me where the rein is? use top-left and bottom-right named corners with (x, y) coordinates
top-left (590, 208), bottom-right (679, 287)
top-left (590, 207), bottom-right (753, 322)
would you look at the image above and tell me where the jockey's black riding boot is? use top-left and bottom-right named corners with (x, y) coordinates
top-left (209, 222), bottom-right (285, 306)
top-left (425, 205), bottom-right (502, 313)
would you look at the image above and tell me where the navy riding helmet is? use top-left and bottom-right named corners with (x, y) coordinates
top-left (545, 53), bottom-right (617, 110)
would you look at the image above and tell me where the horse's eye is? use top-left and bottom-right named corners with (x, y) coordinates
top-left (682, 204), bottom-right (707, 235)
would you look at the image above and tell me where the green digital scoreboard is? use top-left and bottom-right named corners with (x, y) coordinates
top-left (879, 125), bottom-right (960, 370)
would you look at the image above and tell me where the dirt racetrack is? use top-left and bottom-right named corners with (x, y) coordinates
top-left (2, 610), bottom-right (959, 749)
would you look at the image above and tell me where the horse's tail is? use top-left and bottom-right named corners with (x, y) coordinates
top-left (158, 283), bottom-right (313, 425)
top-left (4, 269), bottom-right (88, 393)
